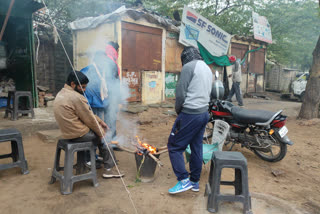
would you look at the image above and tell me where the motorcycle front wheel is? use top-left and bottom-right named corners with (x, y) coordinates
top-left (253, 135), bottom-right (287, 162)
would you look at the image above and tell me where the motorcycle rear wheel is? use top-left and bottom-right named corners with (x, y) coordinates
top-left (253, 136), bottom-right (287, 162)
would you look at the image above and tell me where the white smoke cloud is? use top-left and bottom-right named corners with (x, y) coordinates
top-left (83, 37), bottom-right (136, 147)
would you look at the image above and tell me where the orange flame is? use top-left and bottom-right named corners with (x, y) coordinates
top-left (136, 136), bottom-right (157, 154)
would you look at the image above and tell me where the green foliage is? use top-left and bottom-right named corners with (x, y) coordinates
top-left (143, 0), bottom-right (320, 70)
top-left (143, 0), bottom-right (256, 36)
top-left (39, 0), bottom-right (320, 70)
top-left (258, 0), bottom-right (320, 70)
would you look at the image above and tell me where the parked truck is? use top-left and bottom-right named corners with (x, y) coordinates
top-left (290, 72), bottom-right (309, 101)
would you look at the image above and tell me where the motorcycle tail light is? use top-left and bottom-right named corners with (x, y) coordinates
top-left (272, 120), bottom-right (286, 128)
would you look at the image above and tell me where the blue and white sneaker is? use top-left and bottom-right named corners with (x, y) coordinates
top-left (191, 181), bottom-right (199, 192)
top-left (169, 178), bottom-right (192, 194)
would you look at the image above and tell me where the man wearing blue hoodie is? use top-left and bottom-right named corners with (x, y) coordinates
top-left (81, 42), bottom-right (121, 170)
top-left (81, 42), bottom-right (121, 141)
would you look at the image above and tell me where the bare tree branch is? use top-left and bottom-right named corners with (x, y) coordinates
top-left (216, 4), bottom-right (242, 16)
top-left (215, 0), bottom-right (219, 16)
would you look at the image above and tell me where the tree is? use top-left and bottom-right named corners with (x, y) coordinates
top-left (143, 0), bottom-right (256, 36)
top-left (143, 0), bottom-right (319, 70)
top-left (298, 0), bottom-right (320, 119)
top-left (259, 0), bottom-right (320, 70)
top-left (38, 0), bottom-right (319, 72)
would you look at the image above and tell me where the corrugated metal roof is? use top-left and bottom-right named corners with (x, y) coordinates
top-left (232, 35), bottom-right (267, 45)
top-left (69, 6), bottom-right (180, 32)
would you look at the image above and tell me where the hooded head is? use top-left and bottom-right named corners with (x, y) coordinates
top-left (180, 46), bottom-right (203, 66)
top-left (105, 41), bottom-right (119, 62)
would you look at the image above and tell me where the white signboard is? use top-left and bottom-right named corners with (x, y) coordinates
top-left (252, 12), bottom-right (272, 44)
top-left (179, 6), bottom-right (231, 57)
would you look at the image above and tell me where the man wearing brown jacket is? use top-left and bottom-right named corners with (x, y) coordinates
top-left (54, 72), bottom-right (124, 178)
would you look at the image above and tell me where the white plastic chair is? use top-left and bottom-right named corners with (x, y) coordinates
top-left (185, 120), bottom-right (230, 165)
top-left (210, 120), bottom-right (230, 151)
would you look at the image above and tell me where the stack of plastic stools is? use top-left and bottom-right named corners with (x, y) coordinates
top-left (49, 139), bottom-right (98, 195)
top-left (4, 91), bottom-right (35, 120)
top-left (0, 128), bottom-right (29, 174)
top-left (205, 151), bottom-right (252, 214)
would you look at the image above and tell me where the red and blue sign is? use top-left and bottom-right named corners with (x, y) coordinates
top-left (180, 6), bottom-right (231, 57)
top-left (186, 11), bottom-right (197, 24)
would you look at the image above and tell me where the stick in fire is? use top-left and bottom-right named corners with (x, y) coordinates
top-left (110, 137), bottom-right (166, 167)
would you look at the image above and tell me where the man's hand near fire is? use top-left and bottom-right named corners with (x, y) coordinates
top-left (99, 121), bottom-right (109, 137)
top-left (100, 120), bottom-right (109, 130)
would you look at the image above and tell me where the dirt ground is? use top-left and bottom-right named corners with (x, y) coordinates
top-left (0, 98), bottom-right (320, 214)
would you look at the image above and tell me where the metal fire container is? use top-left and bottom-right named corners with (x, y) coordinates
top-left (135, 153), bottom-right (160, 182)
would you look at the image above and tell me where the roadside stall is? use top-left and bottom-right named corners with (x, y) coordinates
top-left (0, 0), bottom-right (43, 108)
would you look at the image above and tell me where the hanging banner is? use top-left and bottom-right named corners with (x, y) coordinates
top-left (252, 12), bottom-right (272, 44)
top-left (179, 6), bottom-right (231, 57)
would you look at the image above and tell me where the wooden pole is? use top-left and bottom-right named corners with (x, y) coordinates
top-left (154, 149), bottom-right (168, 155)
top-left (116, 145), bottom-right (136, 154)
top-left (148, 153), bottom-right (163, 167)
top-left (246, 43), bottom-right (251, 94)
top-left (156, 146), bottom-right (168, 151)
top-left (0, 0), bottom-right (15, 41)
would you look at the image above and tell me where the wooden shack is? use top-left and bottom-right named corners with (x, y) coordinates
top-left (228, 35), bottom-right (267, 94)
top-left (70, 6), bottom-right (183, 104)
top-left (0, 0), bottom-right (44, 107)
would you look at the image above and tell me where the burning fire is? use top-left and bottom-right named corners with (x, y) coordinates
top-left (136, 136), bottom-right (157, 154)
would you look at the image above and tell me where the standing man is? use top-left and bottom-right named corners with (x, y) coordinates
top-left (226, 56), bottom-right (244, 106)
top-left (53, 72), bottom-right (124, 178)
top-left (168, 47), bottom-right (212, 194)
top-left (81, 41), bottom-right (121, 142)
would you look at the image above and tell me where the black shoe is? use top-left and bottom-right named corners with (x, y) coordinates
top-left (96, 161), bottom-right (102, 169)
top-left (238, 104), bottom-right (244, 107)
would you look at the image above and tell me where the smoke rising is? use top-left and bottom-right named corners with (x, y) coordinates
top-left (83, 37), bottom-right (136, 147)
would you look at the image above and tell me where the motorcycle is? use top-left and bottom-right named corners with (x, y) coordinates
top-left (203, 99), bottom-right (293, 162)
top-left (204, 71), bottom-right (293, 162)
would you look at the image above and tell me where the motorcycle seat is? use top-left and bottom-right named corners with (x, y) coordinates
top-left (231, 107), bottom-right (277, 124)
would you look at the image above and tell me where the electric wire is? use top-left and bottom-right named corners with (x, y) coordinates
top-left (39, 1), bottom-right (139, 213)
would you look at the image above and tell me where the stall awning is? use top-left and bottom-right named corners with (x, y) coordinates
top-left (0, 0), bottom-right (44, 17)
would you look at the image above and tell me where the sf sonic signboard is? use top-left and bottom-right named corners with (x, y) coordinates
top-left (179, 6), bottom-right (231, 57)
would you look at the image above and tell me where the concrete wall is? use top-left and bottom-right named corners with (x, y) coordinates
top-left (256, 74), bottom-right (264, 92)
top-left (73, 22), bottom-right (116, 70)
top-left (142, 71), bottom-right (162, 104)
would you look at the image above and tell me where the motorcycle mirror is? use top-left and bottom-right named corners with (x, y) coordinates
top-left (215, 71), bottom-right (219, 80)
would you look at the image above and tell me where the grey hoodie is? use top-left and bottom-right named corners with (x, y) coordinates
top-left (232, 61), bottom-right (242, 83)
top-left (175, 60), bottom-right (213, 114)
